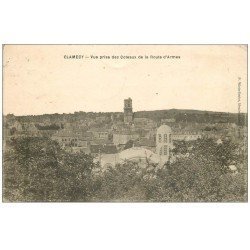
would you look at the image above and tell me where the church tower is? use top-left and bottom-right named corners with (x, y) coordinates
top-left (124, 98), bottom-right (133, 124)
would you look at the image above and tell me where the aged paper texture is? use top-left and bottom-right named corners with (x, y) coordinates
top-left (2, 45), bottom-right (248, 202)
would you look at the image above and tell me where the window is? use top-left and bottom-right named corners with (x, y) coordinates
top-left (158, 134), bottom-right (162, 143)
top-left (164, 134), bottom-right (168, 142)
top-left (169, 134), bottom-right (172, 143)
top-left (164, 145), bottom-right (168, 155)
top-left (159, 147), bottom-right (162, 155)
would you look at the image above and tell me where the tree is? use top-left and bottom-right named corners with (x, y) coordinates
top-left (3, 137), bottom-right (247, 202)
top-left (124, 140), bottom-right (134, 150)
top-left (3, 137), bottom-right (97, 202)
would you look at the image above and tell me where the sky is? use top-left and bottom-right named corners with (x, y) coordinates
top-left (3, 45), bottom-right (247, 115)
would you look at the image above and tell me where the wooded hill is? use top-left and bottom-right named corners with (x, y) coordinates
top-left (8, 109), bottom-right (247, 126)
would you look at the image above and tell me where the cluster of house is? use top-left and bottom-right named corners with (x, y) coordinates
top-left (48, 98), bottom-right (204, 166)
top-left (4, 98), bottom-right (246, 168)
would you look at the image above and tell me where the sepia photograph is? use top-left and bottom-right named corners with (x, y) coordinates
top-left (2, 44), bottom-right (248, 202)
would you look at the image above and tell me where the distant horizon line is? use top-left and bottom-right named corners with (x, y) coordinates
top-left (3, 108), bottom-right (247, 117)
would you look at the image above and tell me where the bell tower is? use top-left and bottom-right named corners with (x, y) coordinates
top-left (124, 98), bottom-right (133, 124)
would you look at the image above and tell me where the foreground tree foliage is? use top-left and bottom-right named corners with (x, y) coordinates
top-left (3, 137), bottom-right (97, 201)
top-left (3, 137), bottom-right (247, 202)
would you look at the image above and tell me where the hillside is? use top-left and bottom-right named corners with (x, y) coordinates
top-left (7, 109), bottom-right (247, 126)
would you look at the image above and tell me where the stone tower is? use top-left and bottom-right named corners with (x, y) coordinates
top-left (156, 125), bottom-right (173, 165)
top-left (124, 98), bottom-right (133, 123)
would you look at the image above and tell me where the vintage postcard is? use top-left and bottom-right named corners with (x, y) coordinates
top-left (2, 44), bottom-right (248, 202)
